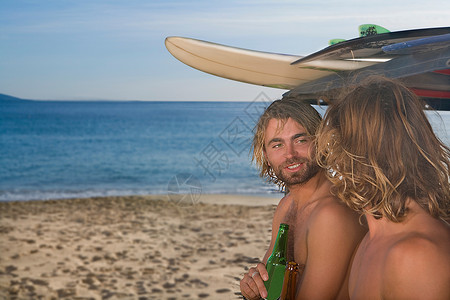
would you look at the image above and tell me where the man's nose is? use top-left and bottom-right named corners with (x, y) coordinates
top-left (284, 143), bottom-right (297, 158)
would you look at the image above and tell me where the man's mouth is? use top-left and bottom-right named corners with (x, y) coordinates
top-left (286, 163), bottom-right (302, 171)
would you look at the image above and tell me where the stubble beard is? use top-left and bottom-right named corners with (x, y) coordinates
top-left (273, 157), bottom-right (320, 187)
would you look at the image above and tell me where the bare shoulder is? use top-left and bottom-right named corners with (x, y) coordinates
top-left (309, 195), bottom-right (362, 230)
top-left (387, 220), bottom-right (450, 266)
top-left (383, 225), bottom-right (450, 299)
top-left (276, 193), bottom-right (292, 210)
top-left (272, 194), bottom-right (292, 219)
top-left (306, 195), bottom-right (366, 249)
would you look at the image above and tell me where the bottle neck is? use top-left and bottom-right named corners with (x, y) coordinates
top-left (286, 261), bottom-right (299, 273)
top-left (273, 224), bottom-right (288, 255)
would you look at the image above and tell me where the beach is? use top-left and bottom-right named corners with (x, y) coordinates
top-left (0, 194), bottom-right (280, 299)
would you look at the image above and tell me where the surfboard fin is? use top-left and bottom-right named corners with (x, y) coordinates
top-left (359, 24), bottom-right (390, 37)
top-left (328, 25), bottom-right (390, 45)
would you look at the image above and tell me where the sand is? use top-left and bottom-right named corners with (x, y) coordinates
top-left (0, 194), bottom-right (281, 299)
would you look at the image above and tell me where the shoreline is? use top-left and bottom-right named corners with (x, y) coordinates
top-left (0, 194), bottom-right (280, 299)
top-left (0, 192), bottom-right (284, 204)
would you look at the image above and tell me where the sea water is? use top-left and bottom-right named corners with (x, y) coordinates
top-left (0, 99), bottom-right (283, 201)
top-left (0, 99), bottom-right (448, 202)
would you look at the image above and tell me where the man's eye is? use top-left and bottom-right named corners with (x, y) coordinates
top-left (272, 143), bottom-right (282, 149)
top-left (295, 138), bottom-right (307, 144)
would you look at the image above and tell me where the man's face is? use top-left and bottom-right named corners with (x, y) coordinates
top-left (264, 118), bottom-right (319, 187)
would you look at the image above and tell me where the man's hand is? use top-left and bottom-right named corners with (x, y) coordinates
top-left (240, 263), bottom-right (269, 300)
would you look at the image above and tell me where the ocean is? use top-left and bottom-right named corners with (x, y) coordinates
top-left (1, 99), bottom-right (449, 202)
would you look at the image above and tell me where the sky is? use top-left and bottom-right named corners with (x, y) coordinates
top-left (0, 0), bottom-right (449, 101)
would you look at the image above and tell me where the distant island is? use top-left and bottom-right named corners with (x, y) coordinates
top-left (0, 93), bottom-right (31, 102)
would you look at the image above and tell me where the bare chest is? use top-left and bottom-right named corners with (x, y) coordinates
top-left (281, 202), bottom-right (314, 266)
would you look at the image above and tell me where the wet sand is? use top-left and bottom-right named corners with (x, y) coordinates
top-left (0, 194), bottom-right (280, 299)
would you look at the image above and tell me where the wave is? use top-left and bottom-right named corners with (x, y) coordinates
top-left (0, 184), bottom-right (282, 202)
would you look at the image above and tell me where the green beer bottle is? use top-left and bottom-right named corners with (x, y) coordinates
top-left (264, 223), bottom-right (289, 300)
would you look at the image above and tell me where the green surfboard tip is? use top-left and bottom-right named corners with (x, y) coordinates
top-left (359, 24), bottom-right (390, 37)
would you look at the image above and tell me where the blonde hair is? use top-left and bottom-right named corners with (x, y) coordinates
top-left (252, 97), bottom-right (322, 188)
top-left (317, 76), bottom-right (450, 223)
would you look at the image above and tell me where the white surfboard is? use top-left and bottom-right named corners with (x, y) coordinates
top-left (165, 36), bottom-right (377, 90)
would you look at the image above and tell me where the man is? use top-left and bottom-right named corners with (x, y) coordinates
top-left (240, 98), bottom-right (367, 299)
top-left (316, 76), bottom-right (450, 299)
